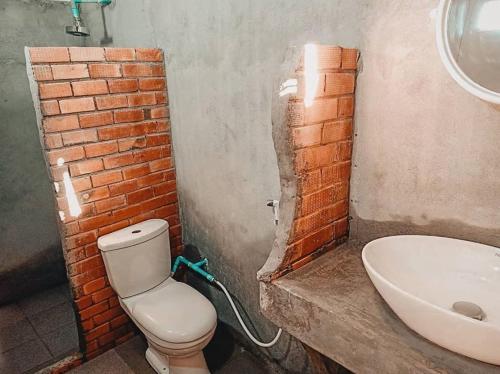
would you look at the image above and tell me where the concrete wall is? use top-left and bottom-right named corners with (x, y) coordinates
top-left (350, 0), bottom-right (500, 247)
top-left (0, 0), bottom-right (101, 303)
top-left (97, 0), bottom-right (363, 371)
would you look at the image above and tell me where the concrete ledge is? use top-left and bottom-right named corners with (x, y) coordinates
top-left (260, 242), bottom-right (500, 373)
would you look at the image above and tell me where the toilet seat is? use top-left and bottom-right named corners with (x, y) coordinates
top-left (121, 278), bottom-right (217, 345)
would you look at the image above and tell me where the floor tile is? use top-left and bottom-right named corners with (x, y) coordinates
top-left (17, 287), bottom-right (68, 317)
top-left (70, 350), bottom-right (134, 374)
top-left (0, 319), bottom-right (38, 353)
top-left (40, 323), bottom-right (79, 359)
top-left (214, 349), bottom-right (268, 374)
top-left (28, 302), bottom-right (75, 336)
top-left (114, 336), bottom-right (155, 374)
top-left (0, 304), bottom-right (25, 329)
top-left (1, 339), bottom-right (52, 373)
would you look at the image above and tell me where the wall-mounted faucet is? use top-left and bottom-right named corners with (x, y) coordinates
top-left (267, 200), bottom-right (280, 225)
top-left (65, 0), bottom-right (112, 37)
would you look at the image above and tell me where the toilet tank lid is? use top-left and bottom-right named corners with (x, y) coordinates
top-left (97, 219), bottom-right (169, 252)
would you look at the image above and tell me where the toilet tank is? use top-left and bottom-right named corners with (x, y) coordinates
top-left (97, 219), bottom-right (171, 298)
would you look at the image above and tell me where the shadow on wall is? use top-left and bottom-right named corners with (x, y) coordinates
top-left (0, 245), bottom-right (67, 305)
top-left (350, 208), bottom-right (500, 248)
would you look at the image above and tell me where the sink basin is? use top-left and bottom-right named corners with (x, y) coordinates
top-left (362, 235), bottom-right (500, 365)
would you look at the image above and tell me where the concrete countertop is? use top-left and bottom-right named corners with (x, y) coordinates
top-left (260, 242), bottom-right (500, 373)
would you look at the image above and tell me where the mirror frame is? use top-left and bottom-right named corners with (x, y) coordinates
top-left (436, 0), bottom-right (500, 104)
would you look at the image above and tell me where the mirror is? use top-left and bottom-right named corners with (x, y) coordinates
top-left (436, 0), bottom-right (500, 103)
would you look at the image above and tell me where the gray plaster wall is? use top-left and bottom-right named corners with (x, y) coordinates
top-left (350, 0), bottom-right (500, 246)
top-left (0, 0), bottom-right (101, 304)
top-left (98, 0), bottom-right (363, 371)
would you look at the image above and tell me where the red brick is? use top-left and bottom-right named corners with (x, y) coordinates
top-left (71, 176), bottom-right (92, 192)
top-left (108, 79), bottom-right (138, 93)
top-left (134, 147), bottom-right (162, 163)
top-left (82, 319), bottom-right (95, 331)
top-left (39, 82), bottom-right (72, 99)
top-left (70, 159), bottom-right (104, 176)
top-left (322, 119), bottom-right (352, 144)
top-left (88, 64), bottom-right (122, 78)
top-left (95, 195), bottom-right (126, 213)
top-left (45, 133), bottom-right (63, 149)
top-left (338, 96), bottom-right (354, 117)
top-left (122, 63), bottom-right (164, 77)
top-left (95, 95), bottom-right (128, 110)
top-left (122, 163), bottom-right (150, 180)
top-left (298, 169), bottom-right (322, 194)
top-left (155, 91), bottom-right (167, 104)
top-left (316, 46), bottom-right (342, 70)
top-left (51, 64), bottom-right (89, 80)
top-left (43, 115), bottom-right (79, 133)
top-left (105, 48), bottom-right (136, 62)
top-left (334, 216), bottom-right (349, 238)
top-left (66, 247), bottom-right (86, 265)
top-left (30, 47), bottom-right (69, 63)
top-left (292, 125), bottom-right (322, 149)
top-left (325, 73), bottom-right (355, 96)
top-left (79, 212), bottom-right (116, 231)
top-left (40, 100), bottom-right (60, 116)
top-left (84, 141), bottom-right (118, 158)
top-left (80, 186), bottom-right (110, 203)
top-left (80, 299), bottom-right (108, 320)
top-left (75, 295), bottom-right (93, 311)
top-left (71, 266), bottom-right (106, 288)
top-left (59, 97), bottom-right (95, 114)
top-left (150, 106), bottom-right (168, 119)
top-left (98, 220), bottom-right (129, 236)
top-left (127, 92), bottom-right (156, 107)
top-left (112, 204), bottom-right (142, 221)
top-left (304, 98), bottom-right (338, 124)
top-left (324, 200), bottom-right (349, 223)
top-left (146, 134), bottom-right (169, 147)
top-left (110, 314), bottom-right (129, 329)
top-left (150, 158), bottom-right (172, 172)
top-left (72, 80), bottom-right (108, 96)
top-left (341, 48), bottom-right (358, 70)
top-left (135, 48), bottom-right (163, 61)
top-left (69, 256), bottom-right (104, 276)
top-left (118, 137), bottom-right (147, 152)
top-left (97, 125), bottom-right (130, 141)
top-left (109, 180), bottom-right (138, 196)
top-left (302, 224), bottom-right (334, 257)
top-left (80, 111), bottom-right (114, 128)
top-left (85, 243), bottom-right (99, 257)
top-left (65, 221), bottom-right (80, 236)
top-left (127, 188), bottom-right (154, 204)
top-left (322, 162), bottom-right (351, 186)
top-left (91, 170), bottom-right (123, 187)
top-left (114, 109), bottom-right (144, 123)
top-left (139, 78), bottom-right (166, 91)
top-left (153, 181), bottom-right (176, 196)
top-left (103, 153), bottom-right (135, 169)
top-left (156, 119), bottom-right (169, 131)
top-left (130, 121), bottom-right (157, 136)
top-left (141, 195), bottom-right (171, 212)
top-left (69, 47), bottom-right (105, 62)
top-left (295, 144), bottom-right (336, 172)
top-left (337, 141), bottom-right (352, 161)
top-left (32, 65), bottom-right (53, 81)
top-left (93, 306), bottom-right (123, 325)
top-left (84, 322), bottom-right (110, 342)
top-left (47, 146), bottom-right (85, 165)
top-left (66, 231), bottom-right (97, 250)
top-left (137, 172), bottom-right (165, 188)
top-left (62, 129), bottom-right (98, 146)
top-left (299, 187), bottom-right (334, 216)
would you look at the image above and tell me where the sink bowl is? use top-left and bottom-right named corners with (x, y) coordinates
top-left (362, 235), bottom-right (500, 365)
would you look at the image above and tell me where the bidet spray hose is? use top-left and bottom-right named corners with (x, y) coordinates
top-left (215, 280), bottom-right (282, 348)
top-left (171, 256), bottom-right (282, 347)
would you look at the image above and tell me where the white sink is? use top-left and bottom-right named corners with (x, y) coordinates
top-left (362, 235), bottom-right (500, 365)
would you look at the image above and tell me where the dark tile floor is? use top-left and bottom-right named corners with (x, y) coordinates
top-left (70, 325), bottom-right (277, 374)
top-left (0, 283), bottom-right (79, 374)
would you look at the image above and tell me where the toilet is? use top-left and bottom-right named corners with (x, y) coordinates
top-left (97, 219), bottom-right (217, 374)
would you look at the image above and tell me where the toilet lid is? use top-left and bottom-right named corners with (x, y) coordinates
top-left (128, 281), bottom-right (217, 343)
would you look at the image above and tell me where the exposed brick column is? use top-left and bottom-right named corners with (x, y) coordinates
top-left (26, 47), bottom-right (182, 361)
top-left (271, 45), bottom-right (358, 278)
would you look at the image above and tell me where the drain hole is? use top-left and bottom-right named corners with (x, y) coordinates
top-left (132, 230), bottom-right (141, 234)
top-left (452, 301), bottom-right (485, 321)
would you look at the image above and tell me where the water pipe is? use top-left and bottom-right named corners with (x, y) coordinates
top-left (172, 256), bottom-right (283, 348)
top-left (66, 0), bottom-right (112, 36)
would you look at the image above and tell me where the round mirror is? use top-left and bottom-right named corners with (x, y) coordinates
top-left (436, 0), bottom-right (500, 103)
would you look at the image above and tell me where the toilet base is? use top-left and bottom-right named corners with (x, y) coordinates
top-left (145, 346), bottom-right (210, 374)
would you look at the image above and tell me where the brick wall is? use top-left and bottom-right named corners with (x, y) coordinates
top-left (26, 47), bottom-right (182, 361)
top-left (273, 45), bottom-right (358, 278)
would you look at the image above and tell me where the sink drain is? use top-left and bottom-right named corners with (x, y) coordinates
top-left (452, 301), bottom-right (485, 321)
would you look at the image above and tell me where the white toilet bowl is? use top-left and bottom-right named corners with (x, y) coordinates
top-left (98, 219), bottom-right (217, 374)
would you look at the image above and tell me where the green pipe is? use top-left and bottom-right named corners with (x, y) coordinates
top-left (172, 256), bottom-right (215, 283)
